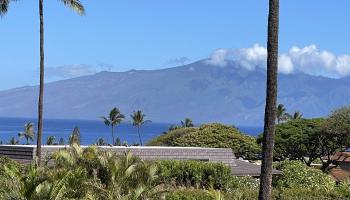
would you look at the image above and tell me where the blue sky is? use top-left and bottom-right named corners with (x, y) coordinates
top-left (1, 0), bottom-right (350, 89)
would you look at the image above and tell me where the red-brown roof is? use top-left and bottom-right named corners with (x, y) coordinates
top-left (330, 152), bottom-right (350, 162)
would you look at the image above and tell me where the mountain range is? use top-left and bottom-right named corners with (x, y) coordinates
top-left (1, 60), bottom-right (350, 126)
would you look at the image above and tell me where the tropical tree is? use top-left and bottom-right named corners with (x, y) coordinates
top-left (291, 111), bottom-right (303, 120)
top-left (101, 107), bottom-right (125, 146)
top-left (276, 104), bottom-right (288, 123)
top-left (18, 122), bottom-right (35, 145)
top-left (58, 137), bottom-right (65, 145)
top-left (131, 110), bottom-right (151, 146)
top-left (259, 0), bottom-right (279, 199)
top-left (68, 126), bottom-right (81, 145)
top-left (1, 0), bottom-right (85, 161)
top-left (8, 136), bottom-right (19, 145)
top-left (95, 137), bottom-right (106, 146)
top-left (46, 136), bottom-right (56, 145)
top-left (181, 118), bottom-right (194, 127)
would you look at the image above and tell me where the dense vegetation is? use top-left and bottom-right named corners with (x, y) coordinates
top-left (1, 144), bottom-right (350, 199)
top-left (148, 123), bottom-right (261, 160)
top-left (257, 106), bottom-right (350, 170)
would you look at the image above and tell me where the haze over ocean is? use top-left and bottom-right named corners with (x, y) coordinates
top-left (0, 117), bottom-right (262, 145)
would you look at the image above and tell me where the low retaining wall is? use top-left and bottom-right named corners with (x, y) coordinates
top-left (0, 145), bottom-right (278, 176)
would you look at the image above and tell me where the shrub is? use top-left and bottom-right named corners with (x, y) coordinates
top-left (165, 189), bottom-right (212, 200)
top-left (148, 123), bottom-right (261, 160)
top-left (274, 160), bottom-right (335, 191)
top-left (156, 160), bottom-right (231, 190)
top-left (227, 176), bottom-right (259, 190)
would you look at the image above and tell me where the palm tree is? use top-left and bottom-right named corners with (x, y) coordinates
top-left (181, 118), bottom-right (194, 127)
top-left (46, 136), bottom-right (56, 145)
top-left (1, 0), bottom-right (86, 162)
top-left (259, 0), bottom-right (279, 200)
top-left (18, 122), bottom-right (35, 145)
top-left (130, 110), bottom-right (151, 146)
top-left (101, 107), bottom-right (125, 146)
top-left (276, 104), bottom-right (288, 123)
top-left (8, 136), bottom-right (19, 145)
top-left (36, 0), bottom-right (85, 164)
top-left (291, 111), bottom-right (303, 120)
top-left (68, 126), bottom-right (81, 145)
top-left (58, 137), bottom-right (65, 145)
top-left (95, 137), bottom-right (106, 146)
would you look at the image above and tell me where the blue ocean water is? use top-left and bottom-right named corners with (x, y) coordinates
top-left (0, 117), bottom-right (262, 145)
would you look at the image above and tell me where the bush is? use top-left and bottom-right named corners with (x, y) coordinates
top-left (148, 123), bottom-right (261, 160)
top-left (165, 189), bottom-right (212, 200)
top-left (156, 160), bottom-right (232, 190)
top-left (276, 187), bottom-right (344, 200)
top-left (227, 176), bottom-right (259, 190)
top-left (274, 160), bottom-right (335, 190)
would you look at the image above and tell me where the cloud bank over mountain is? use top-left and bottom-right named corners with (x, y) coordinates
top-left (206, 44), bottom-right (350, 78)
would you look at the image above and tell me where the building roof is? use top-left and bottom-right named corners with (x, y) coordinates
top-left (231, 159), bottom-right (282, 176)
top-left (330, 152), bottom-right (350, 162)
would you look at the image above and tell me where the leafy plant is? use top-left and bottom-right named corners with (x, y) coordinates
top-left (148, 123), bottom-right (261, 160)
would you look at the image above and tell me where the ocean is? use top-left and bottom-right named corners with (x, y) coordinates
top-left (0, 117), bottom-right (263, 145)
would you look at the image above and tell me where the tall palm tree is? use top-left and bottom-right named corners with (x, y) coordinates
top-left (130, 110), bottom-right (151, 146)
top-left (101, 107), bottom-right (125, 145)
top-left (276, 103), bottom-right (287, 123)
top-left (181, 118), bottom-right (194, 127)
top-left (259, 0), bottom-right (279, 200)
top-left (18, 122), bottom-right (35, 145)
top-left (36, 0), bottom-right (85, 164)
top-left (2, 0), bottom-right (86, 162)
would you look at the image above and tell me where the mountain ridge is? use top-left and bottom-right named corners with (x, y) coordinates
top-left (0, 60), bottom-right (349, 125)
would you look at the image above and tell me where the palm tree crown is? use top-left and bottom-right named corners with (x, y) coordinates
top-left (181, 118), bottom-right (194, 127)
top-left (276, 104), bottom-right (288, 123)
top-left (292, 111), bottom-right (303, 120)
top-left (131, 110), bottom-right (151, 146)
top-left (101, 107), bottom-right (125, 145)
top-left (18, 122), bottom-right (35, 145)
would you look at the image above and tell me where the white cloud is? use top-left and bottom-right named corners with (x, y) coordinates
top-left (205, 49), bottom-right (230, 67)
top-left (206, 44), bottom-right (350, 78)
top-left (46, 64), bottom-right (113, 79)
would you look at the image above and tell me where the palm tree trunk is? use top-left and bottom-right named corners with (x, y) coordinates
top-left (138, 126), bottom-right (143, 146)
top-left (36, 0), bottom-right (45, 165)
top-left (259, 0), bottom-right (279, 199)
top-left (112, 125), bottom-right (115, 146)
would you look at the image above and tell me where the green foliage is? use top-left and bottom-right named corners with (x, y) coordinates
top-left (276, 187), bottom-right (345, 200)
top-left (166, 189), bottom-right (212, 200)
top-left (0, 146), bottom-right (163, 200)
top-left (18, 122), bottom-right (35, 145)
top-left (156, 160), bottom-right (231, 190)
top-left (69, 126), bottom-right (81, 145)
top-left (274, 160), bottom-right (335, 191)
top-left (148, 123), bottom-right (261, 160)
top-left (130, 110), bottom-right (151, 146)
top-left (258, 118), bottom-right (325, 164)
top-left (101, 107), bottom-right (125, 145)
top-left (227, 176), bottom-right (259, 190)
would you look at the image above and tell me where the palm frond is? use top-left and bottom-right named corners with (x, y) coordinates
top-left (60, 0), bottom-right (85, 15)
